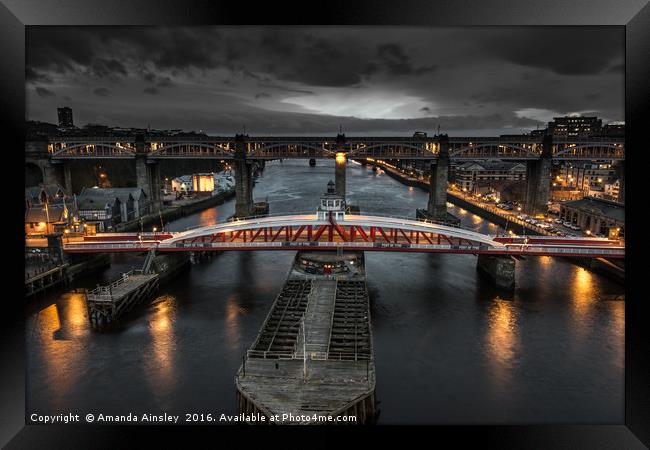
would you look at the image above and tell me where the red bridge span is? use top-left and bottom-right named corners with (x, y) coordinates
top-left (63, 214), bottom-right (625, 259)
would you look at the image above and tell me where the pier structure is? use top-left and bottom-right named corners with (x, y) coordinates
top-left (84, 249), bottom-right (160, 328)
top-left (235, 251), bottom-right (377, 425)
top-left (334, 133), bottom-right (347, 199)
top-left (25, 263), bottom-right (69, 297)
top-left (524, 134), bottom-right (553, 215)
top-left (85, 268), bottom-right (159, 328)
top-left (416, 134), bottom-right (461, 226)
top-left (477, 254), bottom-right (516, 289)
top-left (234, 134), bottom-right (255, 218)
top-left (135, 133), bottom-right (162, 213)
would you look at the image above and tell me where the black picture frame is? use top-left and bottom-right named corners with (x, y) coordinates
top-left (3, 0), bottom-right (649, 447)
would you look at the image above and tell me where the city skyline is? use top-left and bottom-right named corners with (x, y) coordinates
top-left (26, 26), bottom-right (624, 136)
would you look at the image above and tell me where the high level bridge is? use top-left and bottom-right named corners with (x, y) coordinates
top-left (45, 134), bottom-right (623, 161)
top-left (27, 132), bottom-right (625, 220)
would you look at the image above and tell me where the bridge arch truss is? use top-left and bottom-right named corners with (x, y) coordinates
top-left (50, 142), bottom-right (136, 159)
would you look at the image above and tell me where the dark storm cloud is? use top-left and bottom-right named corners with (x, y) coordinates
top-left (257, 83), bottom-right (314, 95)
top-left (25, 27), bottom-right (624, 134)
top-left (254, 32), bottom-right (369, 87)
top-left (90, 58), bottom-right (128, 79)
top-left (26, 67), bottom-right (52, 84)
top-left (26, 27), bottom-right (97, 73)
top-left (156, 77), bottom-right (175, 88)
top-left (26, 27), bottom-right (223, 80)
top-left (480, 28), bottom-right (623, 76)
top-left (35, 87), bottom-right (55, 98)
top-left (366, 43), bottom-right (437, 76)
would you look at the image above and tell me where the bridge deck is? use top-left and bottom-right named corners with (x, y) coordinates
top-left (61, 214), bottom-right (625, 258)
top-left (86, 273), bottom-right (158, 303)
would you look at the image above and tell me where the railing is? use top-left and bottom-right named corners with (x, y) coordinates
top-left (65, 241), bottom-right (159, 250)
top-left (86, 269), bottom-right (144, 302)
top-left (180, 209), bottom-right (471, 232)
top-left (246, 350), bottom-right (295, 359)
top-left (246, 348), bottom-right (372, 361)
top-left (25, 263), bottom-right (68, 282)
top-left (499, 245), bottom-right (625, 255)
top-left (68, 239), bottom-right (624, 256)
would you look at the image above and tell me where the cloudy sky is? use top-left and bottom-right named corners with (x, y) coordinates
top-left (26, 26), bottom-right (624, 136)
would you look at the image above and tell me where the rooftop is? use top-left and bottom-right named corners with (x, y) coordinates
top-left (25, 204), bottom-right (68, 223)
top-left (562, 196), bottom-right (625, 222)
top-left (457, 160), bottom-right (525, 171)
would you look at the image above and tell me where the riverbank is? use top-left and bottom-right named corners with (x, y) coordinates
top-left (115, 190), bottom-right (235, 232)
top-left (369, 160), bottom-right (624, 284)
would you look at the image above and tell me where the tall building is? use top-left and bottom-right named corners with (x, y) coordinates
top-left (57, 107), bottom-right (74, 128)
top-left (555, 162), bottom-right (616, 194)
top-left (547, 116), bottom-right (602, 139)
top-left (452, 160), bottom-right (527, 193)
top-left (601, 123), bottom-right (625, 137)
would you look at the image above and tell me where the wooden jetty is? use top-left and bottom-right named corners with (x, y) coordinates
top-left (25, 263), bottom-right (69, 298)
top-left (235, 251), bottom-right (377, 425)
top-left (85, 269), bottom-right (159, 328)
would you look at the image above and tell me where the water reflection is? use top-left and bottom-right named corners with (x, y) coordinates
top-left (485, 298), bottom-right (519, 387)
top-left (33, 298), bottom-right (85, 410)
top-left (26, 159), bottom-right (624, 424)
top-left (145, 295), bottom-right (178, 399)
top-left (197, 208), bottom-right (218, 227)
top-left (60, 293), bottom-right (89, 338)
top-left (224, 295), bottom-right (245, 351)
top-left (570, 267), bottom-right (596, 346)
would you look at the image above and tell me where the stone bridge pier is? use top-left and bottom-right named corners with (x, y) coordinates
top-left (427, 134), bottom-right (450, 220)
top-left (234, 134), bottom-right (254, 218)
top-left (334, 133), bottom-right (347, 199)
top-left (135, 134), bottom-right (162, 213)
top-left (25, 140), bottom-right (68, 189)
top-left (524, 134), bottom-right (553, 215)
top-left (477, 254), bottom-right (516, 290)
top-left (417, 134), bottom-right (459, 225)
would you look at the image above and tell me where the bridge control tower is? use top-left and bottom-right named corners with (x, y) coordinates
top-left (317, 180), bottom-right (346, 221)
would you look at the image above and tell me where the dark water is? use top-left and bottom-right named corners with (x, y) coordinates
top-left (26, 160), bottom-right (624, 424)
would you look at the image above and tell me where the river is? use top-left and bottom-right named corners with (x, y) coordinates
top-left (26, 159), bottom-right (624, 424)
